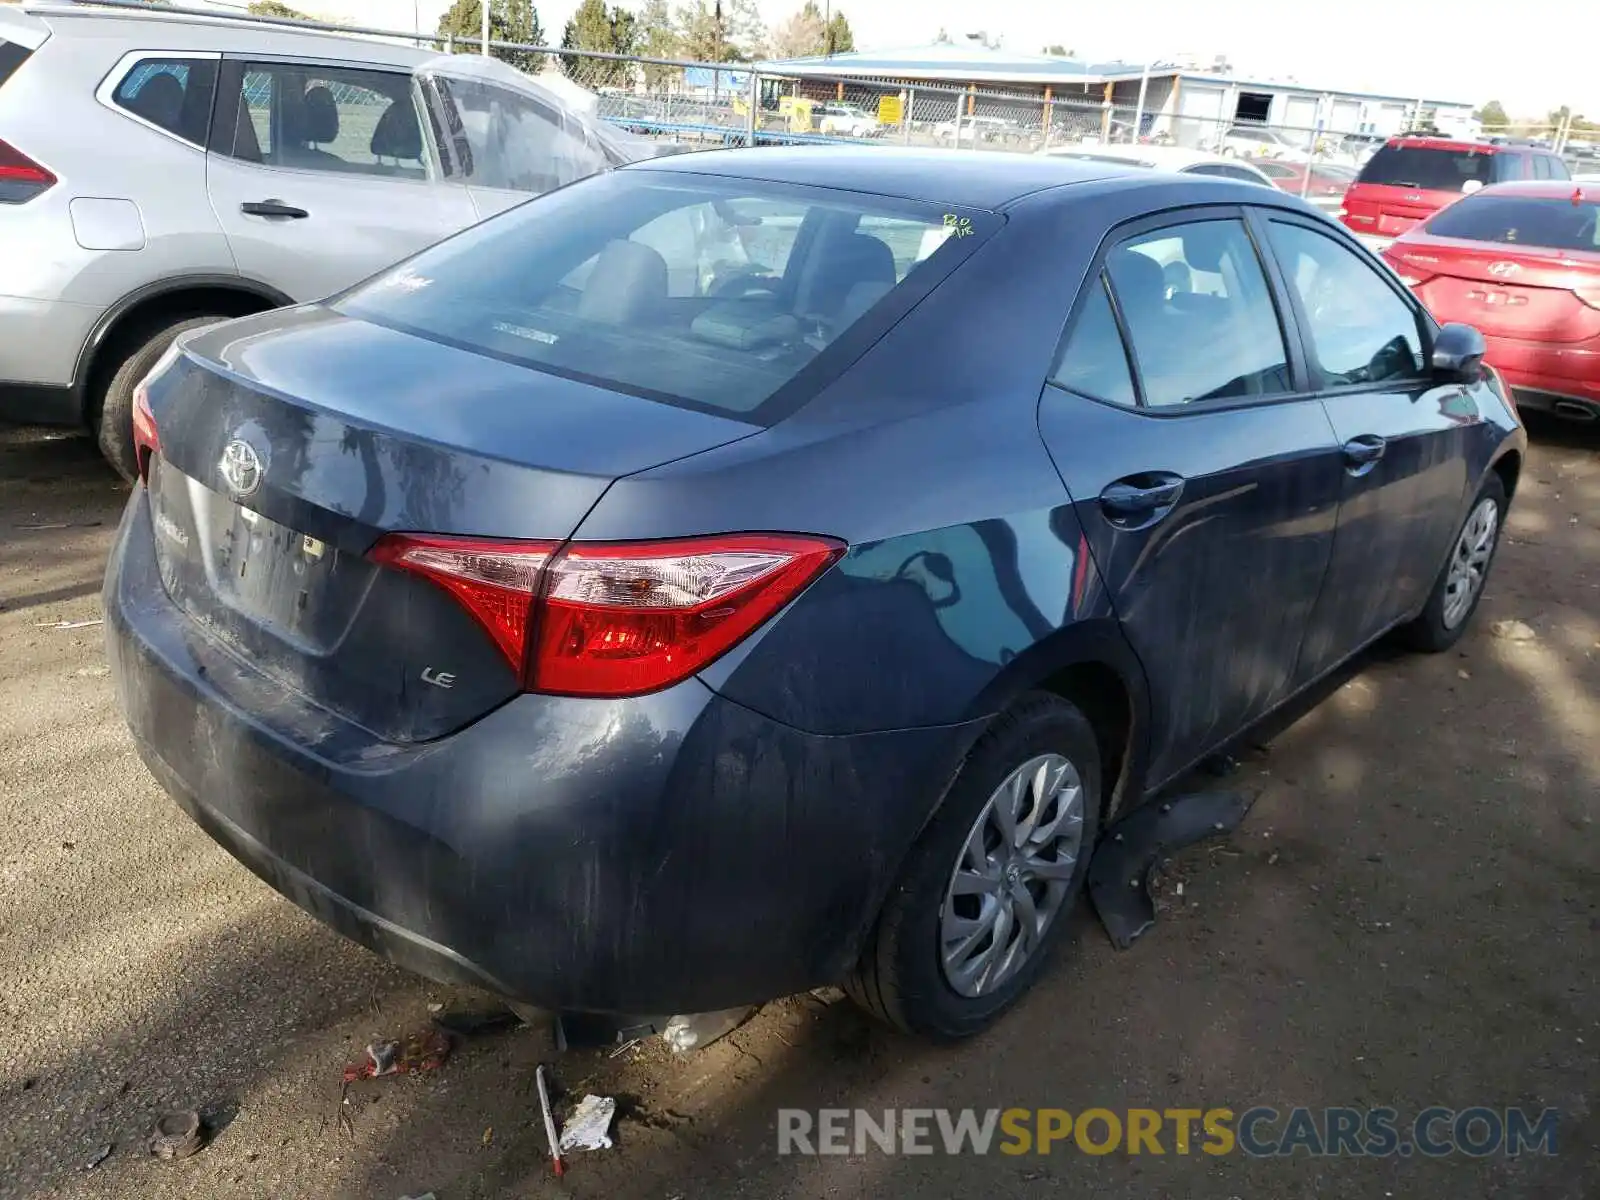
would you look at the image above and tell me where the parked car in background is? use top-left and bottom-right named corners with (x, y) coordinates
top-left (1339, 135), bottom-right (1571, 250)
top-left (814, 102), bottom-right (879, 138)
top-left (1250, 159), bottom-right (1356, 210)
top-left (1217, 124), bottom-right (1312, 162)
top-left (108, 148), bottom-right (1523, 1042)
top-left (0, 2), bottom-right (655, 478)
top-left (1383, 180), bottom-right (1600, 422)
top-left (1038, 143), bottom-right (1276, 188)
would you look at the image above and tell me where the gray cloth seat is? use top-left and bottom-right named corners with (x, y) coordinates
top-left (577, 240), bottom-right (669, 326)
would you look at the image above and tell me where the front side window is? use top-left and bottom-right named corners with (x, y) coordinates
top-left (338, 171), bottom-right (993, 419)
top-left (1267, 221), bottom-right (1425, 386)
top-left (112, 58), bottom-right (217, 146)
top-left (223, 63), bottom-right (423, 178)
top-left (1424, 194), bottom-right (1600, 252)
top-left (1103, 219), bottom-right (1291, 407)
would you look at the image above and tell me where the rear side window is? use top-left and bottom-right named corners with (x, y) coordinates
top-left (1358, 144), bottom-right (1494, 192)
top-left (223, 63), bottom-right (423, 178)
top-left (1544, 155), bottom-right (1571, 181)
top-left (1051, 277), bottom-right (1137, 406)
top-left (427, 74), bottom-right (610, 192)
top-left (111, 58), bottom-right (218, 147)
top-left (0, 40), bottom-right (32, 89)
top-left (1267, 222), bottom-right (1424, 386)
top-left (1424, 195), bottom-right (1600, 252)
top-left (1103, 219), bottom-right (1291, 407)
top-left (337, 171), bottom-right (994, 420)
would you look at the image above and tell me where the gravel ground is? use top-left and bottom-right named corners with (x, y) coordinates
top-left (0, 421), bottom-right (1595, 1200)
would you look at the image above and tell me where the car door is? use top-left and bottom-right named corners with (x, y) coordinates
top-left (1038, 210), bottom-right (1346, 787)
top-left (205, 57), bottom-right (478, 302)
top-left (1256, 213), bottom-right (1476, 684)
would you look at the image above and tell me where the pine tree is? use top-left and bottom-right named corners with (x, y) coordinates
top-left (436, 0), bottom-right (546, 71)
top-left (560, 0), bottom-right (636, 85)
top-left (635, 0), bottom-right (679, 88)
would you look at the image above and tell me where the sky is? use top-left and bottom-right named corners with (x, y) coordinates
top-left (308, 0), bottom-right (1594, 119)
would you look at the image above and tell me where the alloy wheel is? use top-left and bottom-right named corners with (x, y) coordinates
top-left (1442, 497), bottom-right (1499, 630)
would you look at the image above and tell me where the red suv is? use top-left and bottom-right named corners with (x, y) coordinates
top-left (1340, 136), bottom-right (1571, 244)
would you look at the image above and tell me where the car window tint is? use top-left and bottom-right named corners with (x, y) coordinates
top-left (229, 64), bottom-right (422, 178)
top-left (337, 173), bottom-right (993, 419)
top-left (1267, 221), bottom-right (1425, 386)
top-left (1545, 155), bottom-right (1571, 181)
top-left (1104, 219), bottom-right (1291, 407)
top-left (1492, 154), bottom-right (1525, 182)
top-left (1050, 275), bottom-right (1136, 405)
top-left (1531, 156), bottom-right (1551, 181)
top-left (112, 58), bottom-right (217, 146)
top-left (1424, 194), bottom-right (1600, 251)
top-left (1187, 163), bottom-right (1268, 185)
top-left (1358, 145), bottom-right (1495, 191)
top-left (429, 75), bottom-right (609, 194)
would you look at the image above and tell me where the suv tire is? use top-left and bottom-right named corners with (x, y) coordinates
top-left (97, 315), bottom-right (227, 482)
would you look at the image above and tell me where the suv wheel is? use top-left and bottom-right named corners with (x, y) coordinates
top-left (97, 315), bottom-right (228, 482)
top-left (846, 692), bottom-right (1102, 1039)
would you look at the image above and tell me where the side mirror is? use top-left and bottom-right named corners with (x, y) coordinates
top-left (1432, 322), bottom-right (1487, 382)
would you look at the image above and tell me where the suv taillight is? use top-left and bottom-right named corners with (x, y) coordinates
top-left (0, 138), bottom-right (55, 203)
top-left (370, 532), bottom-right (845, 697)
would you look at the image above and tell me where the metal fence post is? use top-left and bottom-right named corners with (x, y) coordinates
top-left (746, 69), bottom-right (759, 147)
top-left (904, 85), bottom-right (914, 144)
top-left (1301, 120), bottom-right (1323, 198)
top-left (480, 0), bottom-right (489, 55)
top-left (1133, 63), bottom-right (1149, 141)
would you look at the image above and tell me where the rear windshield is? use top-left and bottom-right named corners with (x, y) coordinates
top-left (1424, 194), bottom-right (1600, 252)
top-left (337, 170), bottom-right (994, 420)
top-left (0, 40), bottom-right (33, 88)
top-left (1358, 145), bottom-right (1496, 192)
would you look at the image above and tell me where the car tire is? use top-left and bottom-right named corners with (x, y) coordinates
top-left (97, 314), bottom-right (229, 483)
top-left (846, 692), bottom-right (1103, 1040)
top-left (1399, 473), bottom-right (1507, 653)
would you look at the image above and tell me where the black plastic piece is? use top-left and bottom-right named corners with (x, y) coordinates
top-left (1088, 790), bottom-right (1253, 949)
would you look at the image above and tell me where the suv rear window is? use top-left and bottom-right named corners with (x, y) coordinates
top-left (1358, 144), bottom-right (1497, 192)
top-left (0, 40), bottom-right (32, 88)
top-left (1424, 194), bottom-right (1600, 252)
top-left (338, 171), bottom-right (995, 420)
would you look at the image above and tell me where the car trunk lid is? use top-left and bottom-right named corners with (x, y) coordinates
top-left (1394, 238), bottom-right (1600, 342)
top-left (143, 306), bottom-right (760, 741)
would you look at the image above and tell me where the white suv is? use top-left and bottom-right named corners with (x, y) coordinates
top-left (0, 3), bottom-right (650, 477)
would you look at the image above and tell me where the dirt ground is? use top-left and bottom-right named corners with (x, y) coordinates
top-left (1, 420), bottom-right (1595, 1200)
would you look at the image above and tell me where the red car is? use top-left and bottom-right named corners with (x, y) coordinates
top-left (1382, 181), bottom-right (1600, 421)
top-left (1249, 159), bottom-right (1355, 209)
top-left (1341, 136), bottom-right (1571, 245)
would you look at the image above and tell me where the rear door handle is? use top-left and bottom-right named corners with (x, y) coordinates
top-left (1099, 473), bottom-right (1185, 523)
top-left (1342, 435), bottom-right (1387, 469)
top-left (240, 200), bottom-right (309, 219)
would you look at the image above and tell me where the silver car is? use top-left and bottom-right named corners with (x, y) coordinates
top-left (0, 3), bottom-right (652, 477)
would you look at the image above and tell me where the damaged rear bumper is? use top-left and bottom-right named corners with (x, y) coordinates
top-left (105, 488), bottom-right (983, 1014)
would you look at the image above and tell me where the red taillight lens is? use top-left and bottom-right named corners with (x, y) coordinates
top-left (1575, 287), bottom-right (1600, 311)
top-left (0, 138), bottom-right (55, 203)
top-left (131, 379), bottom-right (160, 481)
top-left (370, 532), bottom-right (844, 697)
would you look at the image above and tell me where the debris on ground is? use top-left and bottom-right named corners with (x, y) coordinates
top-left (342, 1028), bottom-right (452, 1083)
top-left (1491, 619), bottom-right (1537, 641)
top-left (148, 1111), bottom-right (204, 1160)
top-left (397, 1193), bottom-right (437, 1199)
top-left (83, 1143), bottom-right (113, 1170)
top-left (35, 618), bottom-right (103, 630)
top-left (558, 1094), bottom-right (618, 1153)
top-left (430, 1006), bottom-right (522, 1038)
top-left (536, 1064), bottom-right (563, 1177)
top-left (661, 1007), bottom-right (757, 1053)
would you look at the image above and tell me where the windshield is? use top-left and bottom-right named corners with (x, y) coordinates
top-left (1358, 145), bottom-right (1495, 191)
top-left (1424, 194), bottom-right (1600, 252)
top-left (338, 170), bottom-right (995, 420)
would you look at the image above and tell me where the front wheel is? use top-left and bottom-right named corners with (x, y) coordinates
top-left (846, 693), bottom-right (1102, 1039)
top-left (1399, 473), bottom-right (1507, 652)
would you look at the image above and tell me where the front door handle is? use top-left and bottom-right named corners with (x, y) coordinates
top-left (1099, 473), bottom-right (1185, 523)
top-left (1342, 435), bottom-right (1387, 470)
top-left (240, 200), bottom-right (309, 219)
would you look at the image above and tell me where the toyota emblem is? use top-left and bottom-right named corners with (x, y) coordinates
top-left (1486, 261), bottom-right (1521, 277)
top-left (219, 438), bottom-right (265, 499)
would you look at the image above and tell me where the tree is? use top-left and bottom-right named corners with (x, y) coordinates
top-left (674, 0), bottom-right (725, 62)
top-left (635, 0), bottom-right (679, 88)
top-left (769, 0), bottom-right (824, 58)
top-left (560, 0), bottom-right (636, 84)
top-left (248, 0), bottom-right (310, 17)
top-left (436, 0), bottom-right (545, 70)
top-left (1474, 99), bottom-right (1508, 129)
top-left (724, 0), bottom-right (767, 60)
top-left (823, 10), bottom-right (852, 54)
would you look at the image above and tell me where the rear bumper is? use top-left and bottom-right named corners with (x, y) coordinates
top-left (0, 293), bottom-right (101, 403)
top-left (106, 489), bottom-right (981, 1013)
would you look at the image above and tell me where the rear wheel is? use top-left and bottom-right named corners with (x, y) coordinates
top-left (846, 693), bottom-right (1102, 1039)
top-left (1399, 474), bottom-right (1507, 653)
top-left (96, 315), bottom-right (228, 482)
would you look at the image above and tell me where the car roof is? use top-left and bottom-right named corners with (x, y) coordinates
top-left (627, 146), bottom-right (1127, 210)
top-left (20, 1), bottom-right (432, 68)
top-left (1384, 136), bottom-right (1533, 155)
top-left (1042, 144), bottom-right (1246, 170)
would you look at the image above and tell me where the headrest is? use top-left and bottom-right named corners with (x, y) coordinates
top-left (1181, 225), bottom-right (1231, 273)
top-left (1107, 248), bottom-right (1166, 313)
top-left (371, 100), bottom-right (422, 160)
top-left (576, 240), bottom-right (669, 325)
top-left (130, 72), bottom-right (184, 130)
top-left (301, 86), bottom-right (339, 144)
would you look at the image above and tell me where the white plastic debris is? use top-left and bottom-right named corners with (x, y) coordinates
top-left (558, 1094), bottom-right (617, 1153)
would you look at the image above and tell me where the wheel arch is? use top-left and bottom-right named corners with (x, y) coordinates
top-left (71, 275), bottom-right (293, 423)
top-left (1489, 446), bottom-right (1522, 502)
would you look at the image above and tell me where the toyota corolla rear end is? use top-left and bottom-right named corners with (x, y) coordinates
top-left (1384, 183), bottom-right (1600, 421)
top-left (104, 164), bottom-right (995, 1014)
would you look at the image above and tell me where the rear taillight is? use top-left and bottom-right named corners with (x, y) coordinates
top-left (131, 379), bottom-right (160, 480)
top-left (370, 531), bottom-right (844, 698)
top-left (0, 138), bottom-right (55, 203)
top-left (1576, 287), bottom-right (1600, 311)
